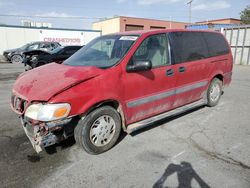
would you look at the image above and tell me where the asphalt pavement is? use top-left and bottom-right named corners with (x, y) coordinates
top-left (0, 63), bottom-right (249, 188)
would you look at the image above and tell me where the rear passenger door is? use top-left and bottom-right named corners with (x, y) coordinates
top-left (169, 32), bottom-right (211, 108)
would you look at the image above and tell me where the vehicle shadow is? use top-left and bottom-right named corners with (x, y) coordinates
top-left (131, 105), bottom-right (205, 136)
top-left (44, 128), bottom-right (127, 155)
top-left (32, 105), bottom-right (204, 156)
top-left (153, 161), bottom-right (210, 188)
top-left (27, 137), bottom-right (76, 161)
top-left (44, 136), bottom-right (76, 155)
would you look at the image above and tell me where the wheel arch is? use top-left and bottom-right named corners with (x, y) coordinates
top-left (83, 99), bottom-right (127, 132)
top-left (209, 73), bottom-right (224, 87)
top-left (11, 53), bottom-right (23, 58)
top-left (213, 74), bottom-right (223, 83)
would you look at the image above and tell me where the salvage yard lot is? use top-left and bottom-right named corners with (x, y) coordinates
top-left (0, 63), bottom-right (249, 188)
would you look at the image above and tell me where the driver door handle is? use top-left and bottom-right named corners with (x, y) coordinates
top-left (166, 69), bottom-right (174, 76)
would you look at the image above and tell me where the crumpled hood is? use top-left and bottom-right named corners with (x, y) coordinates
top-left (13, 63), bottom-right (101, 101)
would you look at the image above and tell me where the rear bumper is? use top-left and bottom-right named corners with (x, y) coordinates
top-left (21, 117), bottom-right (73, 153)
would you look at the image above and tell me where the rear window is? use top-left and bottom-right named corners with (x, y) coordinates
top-left (169, 32), bottom-right (209, 64)
top-left (203, 32), bottom-right (229, 57)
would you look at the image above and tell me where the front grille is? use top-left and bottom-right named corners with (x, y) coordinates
top-left (11, 95), bottom-right (28, 114)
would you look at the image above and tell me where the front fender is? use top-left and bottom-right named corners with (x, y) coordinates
top-left (49, 73), bottom-right (127, 122)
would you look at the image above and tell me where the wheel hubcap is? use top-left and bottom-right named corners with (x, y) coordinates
top-left (12, 55), bottom-right (23, 64)
top-left (210, 83), bottom-right (220, 102)
top-left (89, 115), bottom-right (116, 147)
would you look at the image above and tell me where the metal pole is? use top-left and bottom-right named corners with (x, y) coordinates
top-left (187, 0), bottom-right (193, 24)
top-left (189, 2), bottom-right (191, 24)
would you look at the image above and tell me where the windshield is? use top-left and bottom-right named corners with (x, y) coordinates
top-left (19, 44), bottom-right (29, 50)
top-left (63, 35), bottom-right (138, 68)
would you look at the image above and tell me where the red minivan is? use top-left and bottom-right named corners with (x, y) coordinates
top-left (11, 29), bottom-right (233, 154)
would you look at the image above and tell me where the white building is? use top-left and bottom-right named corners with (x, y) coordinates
top-left (0, 25), bottom-right (101, 54)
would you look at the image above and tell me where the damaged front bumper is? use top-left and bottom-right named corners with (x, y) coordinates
top-left (21, 117), bottom-right (73, 153)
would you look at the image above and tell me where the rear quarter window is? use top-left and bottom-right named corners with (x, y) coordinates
top-left (169, 32), bottom-right (209, 64)
top-left (203, 32), bottom-right (230, 57)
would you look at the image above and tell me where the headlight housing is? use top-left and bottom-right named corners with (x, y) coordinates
top-left (25, 103), bottom-right (71, 121)
top-left (8, 52), bottom-right (12, 57)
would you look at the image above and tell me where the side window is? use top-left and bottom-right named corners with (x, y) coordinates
top-left (27, 43), bottom-right (39, 50)
top-left (40, 43), bottom-right (51, 51)
top-left (132, 34), bottom-right (169, 67)
top-left (203, 32), bottom-right (229, 57)
top-left (169, 32), bottom-right (209, 64)
top-left (51, 43), bottom-right (58, 50)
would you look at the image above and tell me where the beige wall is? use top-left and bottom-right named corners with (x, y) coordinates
top-left (119, 16), bottom-right (186, 32)
top-left (92, 16), bottom-right (187, 35)
top-left (210, 19), bottom-right (241, 24)
top-left (197, 19), bottom-right (241, 24)
top-left (93, 17), bottom-right (121, 35)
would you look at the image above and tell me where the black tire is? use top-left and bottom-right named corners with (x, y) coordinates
top-left (207, 78), bottom-right (223, 107)
top-left (74, 106), bottom-right (121, 155)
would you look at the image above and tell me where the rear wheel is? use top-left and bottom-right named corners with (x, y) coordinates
top-left (207, 78), bottom-right (223, 107)
top-left (74, 106), bottom-right (121, 155)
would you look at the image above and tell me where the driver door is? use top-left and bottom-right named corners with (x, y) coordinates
top-left (123, 33), bottom-right (177, 124)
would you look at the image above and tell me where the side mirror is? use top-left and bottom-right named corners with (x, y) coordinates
top-left (127, 60), bottom-right (152, 72)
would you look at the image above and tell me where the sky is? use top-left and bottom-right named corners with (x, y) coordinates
top-left (0, 0), bottom-right (249, 29)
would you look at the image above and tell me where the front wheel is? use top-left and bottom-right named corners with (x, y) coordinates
top-left (11, 54), bottom-right (23, 64)
top-left (207, 78), bottom-right (223, 107)
top-left (74, 106), bottom-right (121, 155)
